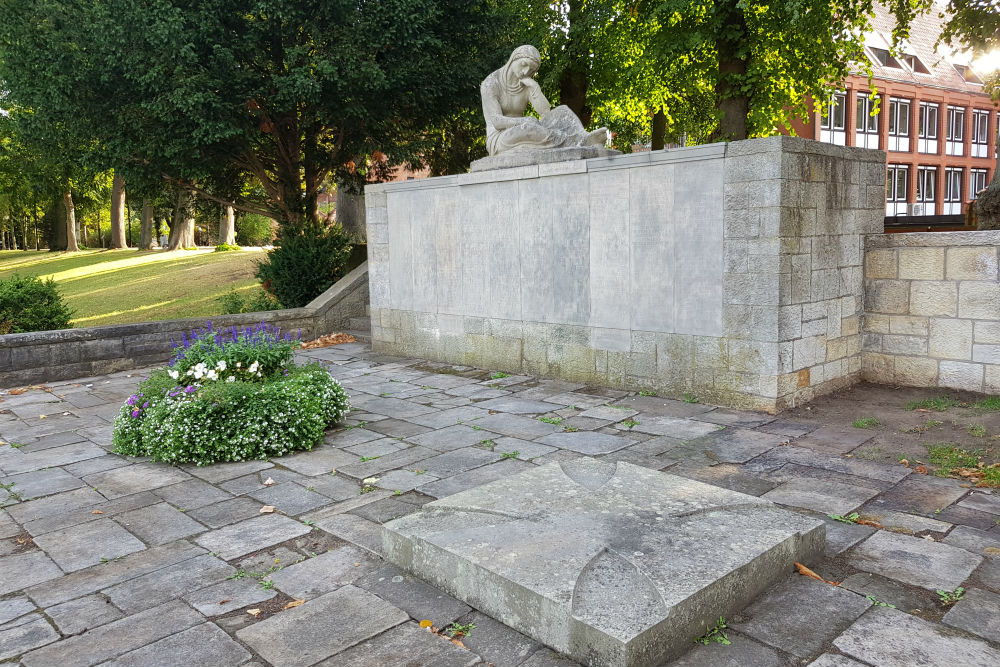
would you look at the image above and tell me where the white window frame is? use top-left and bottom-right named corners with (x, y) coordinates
top-left (820, 92), bottom-right (847, 145)
top-left (946, 106), bottom-right (965, 156)
top-left (918, 102), bottom-right (938, 154)
top-left (856, 93), bottom-right (880, 149)
top-left (944, 167), bottom-right (963, 214)
top-left (970, 168), bottom-right (988, 200)
top-left (887, 98), bottom-right (911, 152)
top-left (886, 164), bottom-right (909, 215)
top-left (916, 166), bottom-right (937, 212)
top-left (971, 109), bottom-right (990, 158)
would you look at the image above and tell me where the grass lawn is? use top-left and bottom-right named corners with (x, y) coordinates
top-left (0, 248), bottom-right (267, 327)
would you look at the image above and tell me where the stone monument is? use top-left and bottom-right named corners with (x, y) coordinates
top-left (470, 45), bottom-right (621, 172)
top-left (383, 458), bottom-right (825, 667)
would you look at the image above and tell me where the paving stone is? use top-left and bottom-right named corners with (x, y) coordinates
top-left (761, 463), bottom-right (894, 493)
top-left (405, 406), bottom-right (493, 430)
top-left (756, 420), bottom-right (818, 437)
top-left (349, 497), bottom-right (421, 524)
top-left (345, 438), bottom-right (407, 458)
top-left (151, 478), bottom-right (233, 510)
top-left (114, 502), bottom-right (206, 545)
top-left (62, 455), bottom-right (132, 478)
top-left (322, 427), bottom-right (383, 448)
top-left (219, 473), bottom-right (268, 495)
top-left (182, 460), bottom-right (273, 484)
top-left (935, 503), bottom-right (999, 531)
top-left (335, 445), bottom-right (437, 479)
top-left (84, 464), bottom-right (191, 500)
top-left (408, 425), bottom-right (502, 452)
top-left (686, 428), bottom-right (786, 463)
top-left (25, 541), bottom-right (205, 607)
top-left (840, 572), bottom-right (934, 614)
top-left (46, 593), bottom-right (124, 634)
top-left (268, 545), bottom-right (380, 600)
top-left (622, 417), bottom-right (722, 440)
top-left (492, 436), bottom-right (557, 461)
top-left (610, 396), bottom-right (715, 418)
top-left (417, 447), bottom-right (502, 478)
top-left (102, 553), bottom-right (234, 614)
top-left (943, 525), bottom-right (1000, 555)
top-left (671, 462), bottom-right (777, 496)
top-left (372, 469), bottom-right (440, 492)
top-left (833, 607), bottom-right (1000, 666)
top-left (19, 430), bottom-right (88, 452)
top-left (669, 631), bottom-right (788, 666)
top-left (23, 491), bottom-right (162, 538)
top-left (577, 405), bottom-right (638, 421)
top-left (848, 530), bottom-right (982, 591)
top-left (366, 418), bottom-right (433, 439)
top-left (862, 510), bottom-right (951, 534)
top-left (417, 373), bottom-right (481, 390)
top-left (1, 468), bottom-right (83, 499)
top-left (697, 409), bottom-right (775, 429)
top-left (0, 595), bottom-right (35, 626)
top-left (561, 415), bottom-right (613, 431)
top-left (467, 413), bottom-right (561, 439)
top-left (752, 446), bottom-right (910, 484)
top-left (313, 513), bottom-right (385, 555)
top-left (545, 392), bottom-right (615, 409)
top-left (517, 648), bottom-right (582, 667)
top-left (194, 514), bottom-right (311, 561)
top-left (321, 621), bottom-right (480, 667)
top-left (959, 491), bottom-right (1000, 515)
top-left (730, 576), bottom-right (871, 659)
top-left (186, 497), bottom-right (264, 529)
top-left (1, 442), bottom-right (107, 475)
top-left (4, 487), bottom-right (105, 526)
top-left (356, 564), bottom-right (472, 627)
top-left (973, 556), bottom-right (1000, 591)
top-left (806, 654), bottom-right (868, 667)
top-left (248, 482), bottom-right (329, 516)
top-left (0, 615), bottom-right (60, 662)
top-left (762, 477), bottom-right (879, 515)
top-left (20, 599), bottom-right (203, 667)
top-left (385, 458), bottom-right (824, 667)
top-left (96, 622), bottom-right (252, 667)
top-left (417, 458), bottom-right (535, 499)
top-left (354, 396), bottom-right (438, 419)
top-left (941, 587), bottom-right (1000, 643)
top-left (236, 585), bottom-right (408, 667)
top-left (820, 516), bottom-right (876, 556)
top-left (457, 610), bottom-right (541, 667)
top-left (872, 475), bottom-right (967, 515)
top-left (0, 508), bottom-right (21, 539)
top-left (33, 519), bottom-right (146, 572)
top-left (537, 431), bottom-right (633, 455)
top-left (182, 576), bottom-right (277, 616)
top-left (473, 398), bottom-right (565, 415)
top-left (626, 436), bottom-right (685, 457)
top-left (793, 426), bottom-right (874, 455)
top-left (278, 445), bottom-right (358, 476)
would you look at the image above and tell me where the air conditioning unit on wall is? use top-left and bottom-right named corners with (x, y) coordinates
top-left (906, 203), bottom-right (926, 216)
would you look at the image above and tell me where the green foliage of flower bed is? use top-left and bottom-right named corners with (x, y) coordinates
top-left (112, 322), bottom-right (350, 465)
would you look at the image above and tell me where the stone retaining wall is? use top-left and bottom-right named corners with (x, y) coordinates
top-left (0, 261), bottom-right (369, 388)
top-left (863, 231), bottom-right (1000, 393)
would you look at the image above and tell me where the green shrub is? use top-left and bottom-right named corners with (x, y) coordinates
top-left (236, 214), bottom-right (275, 246)
top-left (255, 225), bottom-right (352, 308)
top-left (214, 242), bottom-right (240, 252)
top-left (0, 274), bottom-right (73, 333)
top-left (218, 288), bottom-right (283, 314)
top-left (112, 322), bottom-right (350, 465)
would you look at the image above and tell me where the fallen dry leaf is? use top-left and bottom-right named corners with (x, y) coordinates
top-left (16, 538), bottom-right (27, 544)
top-left (299, 333), bottom-right (357, 349)
top-left (91, 510), bottom-right (104, 515)
top-left (913, 465), bottom-right (928, 475)
top-left (916, 408), bottom-right (932, 413)
top-left (263, 477), bottom-right (276, 486)
top-left (8, 388), bottom-right (27, 395)
top-left (420, 620), bottom-right (433, 629)
top-left (219, 598), bottom-right (231, 605)
top-left (923, 535), bottom-right (936, 541)
top-left (259, 505), bottom-right (276, 514)
top-left (284, 599), bottom-right (305, 610)
top-left (984, 547), bottom-right (1000, 556)
top-left (794, 561), bottom-right (839, 586)
top-left (38, 415), bottom-right (46, 419)
top-left (247, 609), bottom-right (262, 617)
top-left (899, 459), bottom-right (910, 468)
top-left (856, 519), bottom-right (883, 529)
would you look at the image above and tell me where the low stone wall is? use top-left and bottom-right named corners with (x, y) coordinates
top-left (0, 261), bottom-right (369, 387)
top-left (367, 136), bottom-right (885, 412)
top-left (863, 231), bottom-right (1000, 393)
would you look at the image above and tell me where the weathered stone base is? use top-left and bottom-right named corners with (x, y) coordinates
top-left (382, 458), bottom-right (825, 667)
top-left (470, 147), bottom-right (621, 172)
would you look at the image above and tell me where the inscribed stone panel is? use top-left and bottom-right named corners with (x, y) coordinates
top-left (672, 161), bottom-right (724, 336)
top-left (588, 169), bottom-right (631, 330)
top-left (629, 164), bottom-right (676, 333)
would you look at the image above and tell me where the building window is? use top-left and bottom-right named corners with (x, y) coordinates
top-left (887, 98), bottom-right (911, 152)
top-left (915, 166), bottom-right (937, 215)
top-left (903, 53), bottom-right (930, 74)
top-left (869, 47), bottom-right (902, 68)
top-left (918, 102), bottom-right (938, 154)
top-left (820, 92), bottom-right (847, 145)
top-left (972, 110), bottom-right (990, 158)
top-left (856, 93), bottom-right (880, 149)
top-left (970, 168), bottom-right (988, 199)
top-left (944, 168), bottom-right (963, 214)
top-left (946, 106), bottom-right (965, 156)
top-left (886, 164), bottom-right (908, 216)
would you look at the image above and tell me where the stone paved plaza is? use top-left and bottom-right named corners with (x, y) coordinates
top-left (2, 341), bottom-right (1000, 666)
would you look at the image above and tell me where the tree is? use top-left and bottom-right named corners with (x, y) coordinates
top-left (110, 170), bottom-right (127, 248)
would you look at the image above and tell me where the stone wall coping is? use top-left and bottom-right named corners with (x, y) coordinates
top-left (866, 230), bottom-right (1000, 249)
top-left (305, 260), bottom-right (369, 314)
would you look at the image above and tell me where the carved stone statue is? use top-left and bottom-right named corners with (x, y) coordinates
top-left (470, 45), bottom-right (620, 172)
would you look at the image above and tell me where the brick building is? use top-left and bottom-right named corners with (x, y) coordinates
top-left (790, 4), bottom-right (997, 221)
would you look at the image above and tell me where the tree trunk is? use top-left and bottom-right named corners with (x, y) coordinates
top-left (559, 0), bottom-right (591, 126)
top-left (710, 1), bottom-right (750, 142)
top-left (651, 109), bottom-right (667, 151)
top-left (219, 205), bottom-right (236, 245)
top-left (167, 189), bottom-right (196, 250)
top-left (138, 200), bottom-right (154, 250)
top-left (335, 180), bottom-right (367, 242)
top-left (63, 190), bottom-right (80, 252)
top-left (110, 170), bottom-right (127, 248)
top-left (32, 203), bottom-right (39, 250)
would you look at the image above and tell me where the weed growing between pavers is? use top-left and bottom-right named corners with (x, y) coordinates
top-left (111, 322), bottom-right (350, 465)
top-left (926, 443), bottom-right (1000, 487)
top-left (852, 417), bottom-right (880, 429)
top-left (905, 395), bottom-right (965, 412)
top-left (693, 617), bottom-right (731, 646)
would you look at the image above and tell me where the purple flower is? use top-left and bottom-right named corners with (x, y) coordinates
top-left (142, 401), bottom-right (149, 408)
top-left (184, 385), bottom-right (197, 394)
top-left (131, 409), bottom-right (140, 418)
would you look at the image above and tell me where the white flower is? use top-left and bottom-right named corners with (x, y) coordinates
top-left (167, 369), bottom-right (179, 380)
top-left (216, 360), bottom-right (227, 371)
top-left (206, 369), bottom-right (219, 381)
top-left (186, 368), bottom-right (194, 377)
top-left (362, 477), bottom-right (380, 485)
top-left (248, 361), bottom-right (259, 374)
top-left (236, 362), bottom-right (241, 368)
top-left (226, 375), bottom-right (236, 383)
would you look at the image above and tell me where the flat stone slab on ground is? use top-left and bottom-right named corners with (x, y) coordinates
top-left (83, 463), bottom-right (191, 499)
top-left (762, 478), bottom-right (879, 515)
top-left (97, 622), bottom-right (252, 667)
top-left (46, 593), bottom-right (124, 634)
top-left (793, 426), bottom-right (874, 455)
top-left (0, 550), bottom-right (63, 595)
top-left (848, 530), bottom-right (982, 591)
top-left (32, 518), bottom-right (146, 572)
top-left (193, 514), bottom-right (311, 560)
top-left (0, 615), bottom-right (60, 662)
top-left (114, 502), bottom-right (207, 545)
top-left (383, 457), bottom-right (824, 667)
top-left (943, 587), bottom-right (1000, 643)
top-left (834, 607), bottom-right (1000, 666)
top-left (323, 621), bottom-right (480, 667)
top-left (670, 631), bottom-right (787, 667)
top-left (538, 431), bottom-right (633, 455)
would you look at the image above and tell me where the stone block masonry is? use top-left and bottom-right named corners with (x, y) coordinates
top-left (863, 231), bottom-right (1000, 393)
top-left (366, 136), bottom-right (885, 413)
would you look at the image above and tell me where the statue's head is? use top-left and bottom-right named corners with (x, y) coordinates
top-left (506, 45), bottom-right (541, 79)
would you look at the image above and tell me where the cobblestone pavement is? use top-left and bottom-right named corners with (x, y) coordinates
top-left (2, 342), bottom-right (1000, 666)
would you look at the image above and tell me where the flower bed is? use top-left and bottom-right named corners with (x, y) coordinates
top-left (112, 322), bottom-right (350, 465)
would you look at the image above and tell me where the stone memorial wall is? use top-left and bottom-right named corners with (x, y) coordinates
top-left (366, 136), bottom-right (885, 412)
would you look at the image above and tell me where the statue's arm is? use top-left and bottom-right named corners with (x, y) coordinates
top-left (524, 79), bottom-right (551, 115)
top-left (482, 85), bottom-right (528, 130)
